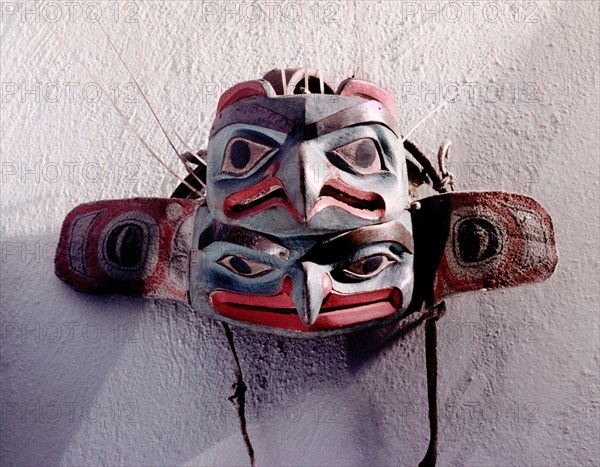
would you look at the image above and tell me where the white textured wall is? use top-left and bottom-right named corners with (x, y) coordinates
top-left (1, 1), bottom-right (598, 465)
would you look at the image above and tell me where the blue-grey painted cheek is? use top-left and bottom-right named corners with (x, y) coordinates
top-left (319, 125), bottom-right (407, 212)
top-left (332, 260), bottom-right (413, 316)
top-left (206, 124), bottom-right (288, 227)
top-left (333, 255), bottom-right (414, 297)
top-left (195, 242), bottom-right (291, 296)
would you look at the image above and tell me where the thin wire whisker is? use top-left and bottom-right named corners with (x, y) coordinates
top-left (353, 0), bottom-right (365, 80)
top-left (97, 21), bottom-right (206, 190)
top-left (402, 18), bottom-right (532, 142)
top-left (49, 26), bottom-right (202, 197)
top-left (173, 129), bottom-right (207, 169)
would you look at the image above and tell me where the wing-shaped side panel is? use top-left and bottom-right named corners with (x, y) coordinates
top-left (55, 198), bottom-right (200, 301)
top-left (412, 192), bottom-right (557, 308)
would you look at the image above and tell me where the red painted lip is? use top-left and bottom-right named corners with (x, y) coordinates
top-left (310, 178), bottom-right (385, 220)
top-left (223, 177), bottom-right (303, 222)
top-left (210, 277), bottom-right (402, 332)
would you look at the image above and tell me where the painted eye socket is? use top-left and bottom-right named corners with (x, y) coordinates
top-left (342, 254), bottom-right (395, 279)
top-left (331, 138), bottom-right (383, 174)
top-left (221, 137), bottom-right (275, 175)
top-left (218, 255), bottom-right (274, 278)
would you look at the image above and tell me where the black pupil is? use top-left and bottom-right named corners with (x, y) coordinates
top-left (457, 218), bottom-right (500, 263)
top-left (230, 140), bottom-right (251, 169)
top-left (106, 224), bottom-right (144, 268)
top-left (230, 256), bottom-right (252, 275)
top-left (360, 256), bottom-right (383, 274)
top-left (355, 140), bottom-right (377, 168)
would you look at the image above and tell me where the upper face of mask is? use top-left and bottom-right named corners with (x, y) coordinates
top-left (205, 71), bottom-right (409, 236)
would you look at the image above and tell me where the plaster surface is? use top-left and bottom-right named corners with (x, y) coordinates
top-left (1, 1), bottom-right (598, 465)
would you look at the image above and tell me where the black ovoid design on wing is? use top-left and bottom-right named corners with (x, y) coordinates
top-left (455, 217), bottom-right (501, 264)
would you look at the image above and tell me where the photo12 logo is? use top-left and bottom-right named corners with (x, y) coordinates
top-left (394, 81), bottom-right (549, 105)
top-left (1, 401), bottom-right (139, 424)
top-left (1, 81), bottom-right (138, 104)
top-left (198, 399), bottom-right (343, 425)
top-left (199, 1), bottom-right (341, 24)
top-left (398, 400), bottom-right (539, 426)
top-left (1, 161), bottom-right (141, 185)
top-left (1, 321), bottom-right (144, 344)
top-left (1, 1), bottom-right (139, 24)
top-left (399, 1), bottom-right (541, 24)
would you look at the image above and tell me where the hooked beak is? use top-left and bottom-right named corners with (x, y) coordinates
top-left (274, 144), bottom-right (320, 222)
top-left (290, 262), bottom-right (333, 326)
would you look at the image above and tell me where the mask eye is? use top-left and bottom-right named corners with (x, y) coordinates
top-left (330, 138), bottom-right (383, 174)
top-left (218, 255), bottom-right (274, 278)
top-left (343, 254), bottom-right (395, 279)
top-left (221, 137), bottom-right (275, 175)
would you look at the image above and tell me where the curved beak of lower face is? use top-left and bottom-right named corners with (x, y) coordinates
top-left (291, 262), bottom-right (333, 327)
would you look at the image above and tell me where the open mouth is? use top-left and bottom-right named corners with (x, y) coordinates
top-left (223, 178), bottom-right (301, 221)
top-left (228, 184), bottom-right (287, 213)
top-left (310, 179), bottom-right (385, 220)
top-left (223, 177), bottom-right (385, 224)
top-left (210, 282), bottom-right (402, 333)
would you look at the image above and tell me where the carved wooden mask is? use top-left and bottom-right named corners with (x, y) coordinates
top-left (55, 69), bottom-right (557, 337)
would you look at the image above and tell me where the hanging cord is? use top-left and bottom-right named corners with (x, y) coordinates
top-left (218, 322), bottom-right (257, 467)
top-left (172, 133), bottom-right (454, 467)
top-left (419, 301), bottom-right (447, 467)
top-left (435, 141), bottom-right (455, 193)
top-left (170, 185), bottom-right (253, 464)
top-left (403, 138), bottom-right (443, 189)
top-left (412, 140), bottom-right (454, 466)
top-left (403, 139), bottom-right (455, 195)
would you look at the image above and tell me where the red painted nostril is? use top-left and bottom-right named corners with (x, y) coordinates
top-left (281, 275), bottom-right (294, 295)
top-left (266, 159), bottom-right (281, 177)
top-left (390, 288), bottom-right (403, 309)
